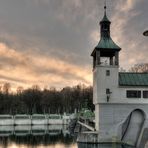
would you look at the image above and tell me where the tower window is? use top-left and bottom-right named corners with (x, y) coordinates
top-left (106, 70), bottom-right (110, 76)
top-left (143, 91), bottom-right (148, 98)
top-left (103, 24), bottom-right (108, 30)
top-left (106, 88), bottom-right (110, 94)
top-left (126, 90), bottom-right (141, 98)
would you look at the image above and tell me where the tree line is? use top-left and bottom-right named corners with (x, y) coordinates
top-left (0, 63), bottom-right (147, 115)
top-left (0, 84), bottom-right (93, 115)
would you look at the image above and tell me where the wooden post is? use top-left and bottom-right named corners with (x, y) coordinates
top-left (110, 56), bottom-right (113, 65)
top-left (96, 50), bottom-right (100, 65)
top-left (93, 57), bottom-right (95, 69)
top-left (115, 52), bottom-right (119, 66)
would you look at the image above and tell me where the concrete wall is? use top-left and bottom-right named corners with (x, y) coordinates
top-left (93, 65), bottom-right (148, 130)
top-left (0, 115), bottom-right (14, 125)
top-left (0, 119), bottom-right (14, 125)
top-left (32, 115), bottom-right (48, 125)
top-left (93, 65), bottom-right (148, 104)
top-left (0, 125), bottom-right (68, 137)
top-left (14, 115), bottom-right (31, 125)
top-left (95, 103), bottom-right (148, 145)
top-left (0, 114), bottom-right (71, 125)
top-left (48, 119), bottom-right (63, 125)
top-left (97, 104), bottom-right (148, 129)
top-left (93, 65), bottom-right (148, 146)
top-left (93, 65), bottom-right (119, 104)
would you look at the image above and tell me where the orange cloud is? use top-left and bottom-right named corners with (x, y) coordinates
top-left (0, 43), bottom-right (92, 91)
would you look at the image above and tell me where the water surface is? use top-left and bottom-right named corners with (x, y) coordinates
top-left (0, 125), bottom-right (143, 148)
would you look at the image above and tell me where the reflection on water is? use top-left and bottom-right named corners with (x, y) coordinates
top-left (78, 143), bottom-right (135, 148)
top-left (0, 125), bottom-right (138, 148)
top-left (0, 134), bottom-right (75, 148)
top-left (0, 125), bottom-right (76, 148)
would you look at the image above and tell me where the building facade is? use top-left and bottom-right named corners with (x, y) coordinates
top-left (91, 6), bottom-right (148, 146)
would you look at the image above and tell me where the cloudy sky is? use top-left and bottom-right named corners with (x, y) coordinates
top-left (0, 0), bottom-right (148, 90)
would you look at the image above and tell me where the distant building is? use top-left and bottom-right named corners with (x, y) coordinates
top-left (91, 5), bottom-right (148, 147)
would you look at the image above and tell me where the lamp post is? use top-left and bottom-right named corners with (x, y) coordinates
top-left (143, 30), bottom-right (148, 36)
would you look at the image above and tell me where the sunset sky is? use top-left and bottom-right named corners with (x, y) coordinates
top-left (0, 0), bottom-right (148, 90)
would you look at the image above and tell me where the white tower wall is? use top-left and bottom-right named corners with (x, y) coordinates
top-left (93, 65), bottom-right (148, 132)
top-left (93, 65), bottom-right (119, 104)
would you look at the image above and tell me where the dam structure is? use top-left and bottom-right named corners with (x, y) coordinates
top-left (0, 114), bottom-right (71, 126)
top-left (77, 5), bottom-right (148, 147)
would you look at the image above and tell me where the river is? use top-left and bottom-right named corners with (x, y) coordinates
top-left (0, 125), bottom-right (146, 148)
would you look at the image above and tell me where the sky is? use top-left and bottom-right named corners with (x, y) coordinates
top-left (0, 0), bottom-right (148, 91)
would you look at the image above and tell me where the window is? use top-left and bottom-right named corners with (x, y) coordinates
top-left (126, 90), bottom-right (141, 98)
top-left (106, 70), bottom-right (110, 76)
top-left (143, 91), bottom-right (148, 98)
top-left (103, 24), bottom-right (108, 30)
top-left (106, 88), bottom-right (110, 94)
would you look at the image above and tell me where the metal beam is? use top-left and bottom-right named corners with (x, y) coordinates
top-left (77, 121), bottom-right (95, 131)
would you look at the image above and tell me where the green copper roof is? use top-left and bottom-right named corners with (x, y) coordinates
top-left (100, 13), bottom-right (110, 23)
top-left (91, 5), bottom-right (121, 56)
top-left (100, 5), bottom-right (110, 23)
top-left (119, 73), bottom-right (148, 86)
top-left (95, 37), bottom-right (121, 50)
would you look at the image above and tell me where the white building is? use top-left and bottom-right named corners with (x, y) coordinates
top-left (91, 6), bottom-right (148, 147)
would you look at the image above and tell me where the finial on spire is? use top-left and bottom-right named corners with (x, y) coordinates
top-left (100, 0), bottom-right (110, 23)
top-left (104, 0), bottom-right (107, 15)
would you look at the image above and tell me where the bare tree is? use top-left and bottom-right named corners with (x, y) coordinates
top-left (32, 84), bottom-right (41, 91)
top-left (17, 86), bottom-right (24, 94)
top-left (129, 63), bottom-right (148, 73)
top-left (119, 67), bottom-right (126, 72)
top-left (3, 83), bottom-right (11, 94)
top-left (0, 86), bottom-right (2, 92)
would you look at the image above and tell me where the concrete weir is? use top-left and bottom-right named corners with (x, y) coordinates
top-left (0, 124), bottom-right (69, 137)
top-left (0, 114), bottom-right (71, 125)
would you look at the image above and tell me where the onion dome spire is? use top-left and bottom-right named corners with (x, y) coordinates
top-left (104, 2), bottom-right (107, 16)
top-left (91, 4), bottom-right (121, 58)
top-left (100, 2), bottom-right (110, 24)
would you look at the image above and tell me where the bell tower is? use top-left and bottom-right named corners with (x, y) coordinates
top-left (78, 4), bottom-right (148, 146)
top-left (91, 5), bottom-right (121, 69)
top-left (91, 5), bottom-right (121, 130)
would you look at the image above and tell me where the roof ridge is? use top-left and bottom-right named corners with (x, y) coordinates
top-left (119, 72), bottom-right (148, 74)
